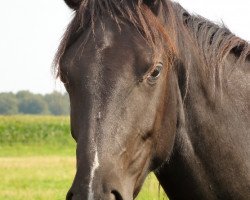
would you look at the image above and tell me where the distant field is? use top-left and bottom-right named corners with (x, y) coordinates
top-left (0, 115), bottom-right (72, 146)
top-left (0, 116), bottom-right (168, 200)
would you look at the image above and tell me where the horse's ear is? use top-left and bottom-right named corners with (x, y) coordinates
top-left (64, 0), bottom-right (82, 10)
top-left (142, 0), bottom-right (162, 15)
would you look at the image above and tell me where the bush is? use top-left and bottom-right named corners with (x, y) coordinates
top-left (0, 90), bottom-right (70, 115)
top-left (0, 93), bottom-right (18, 115)
top-left (45, 92), bottom-right (70, 115)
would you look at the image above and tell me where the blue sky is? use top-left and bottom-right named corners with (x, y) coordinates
top-left (0, 0), bottom-right (249, 94)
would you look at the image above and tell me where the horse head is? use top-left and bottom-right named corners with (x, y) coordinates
top-left (58, 0), bottom-right (178, 199)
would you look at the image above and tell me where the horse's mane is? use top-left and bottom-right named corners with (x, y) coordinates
top-left (174, 3), bottom-right (250, 67)
top-left (54, 0), bottom-right (249, 78)
top-left (53, 0), bottom-right (175, 76)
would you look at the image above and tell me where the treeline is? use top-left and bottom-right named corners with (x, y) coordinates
top-left (0, 91), bottom-right (69, 115)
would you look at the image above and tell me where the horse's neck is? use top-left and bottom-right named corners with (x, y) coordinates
top-left (156, 11), bottom-right (250, 199)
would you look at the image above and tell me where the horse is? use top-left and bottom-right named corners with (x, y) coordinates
top-left (54, 0), bottom-right (250, 199)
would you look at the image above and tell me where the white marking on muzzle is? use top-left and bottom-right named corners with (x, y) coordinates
top-left (88, 148), bottom-right (100, 200)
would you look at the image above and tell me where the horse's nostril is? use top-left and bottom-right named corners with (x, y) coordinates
top-left (111, 190), bottom-right (123, 200)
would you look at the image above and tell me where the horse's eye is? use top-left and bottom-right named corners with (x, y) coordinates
top-left (147, 64), bottom-right (163, 85)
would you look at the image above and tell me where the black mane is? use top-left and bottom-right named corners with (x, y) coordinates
top-left (174, 3), bottom-right (250, 67)
top-left (54, 0), bottom-right (250, 76)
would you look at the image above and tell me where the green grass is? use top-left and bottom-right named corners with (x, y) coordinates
top-left (0, 115), bottom-right (73, 146)
top-left (0, 115), bottom-right (168, 200)
top-left (0, 156), bottom-right (75, 200)
top-left (0, 155), bottom-right (167, 200)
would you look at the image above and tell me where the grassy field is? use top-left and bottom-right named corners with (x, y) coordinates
top-left (0, 116), bottom-right (168, 200)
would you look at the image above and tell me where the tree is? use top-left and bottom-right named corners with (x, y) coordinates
top-left (17, 91), bottom-right (49, 114)
top-left (45, 91), bottom-right (70, 115)
top-left (0, 93), bottom-right (18, 114)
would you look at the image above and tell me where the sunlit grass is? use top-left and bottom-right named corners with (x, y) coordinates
top-left (0, 155), bottom-right (168, 200)
top-left (136, 174), bottom-right (168, 200)
top-left (0, 156), bottom-right (74, 200)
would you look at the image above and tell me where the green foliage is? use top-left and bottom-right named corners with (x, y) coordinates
top-left (45, 91), bottom-right (70, 115)
top-left (0, 90), bottom-right (70, 115)
top-left (18, 95), bottom-right (49, 114)
top-left (0, 115), bottom-right (73, 146)
top-left (16, 90), bottom-right (33, 99)
top-left (0, 93), bottom-right (18, 115)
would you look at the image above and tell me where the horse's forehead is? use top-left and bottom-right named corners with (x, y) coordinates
top-left (93, 23), bottom-right (115, 49)
top-left (81, 23), bottom-right (149, 69)
top-left (64, 19), bottom-right (153, 82)
top-left (90, 19), bottom-right (147, 53)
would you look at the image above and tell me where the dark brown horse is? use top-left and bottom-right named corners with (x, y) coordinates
top-left (54, 0), bottom-right (250, 199)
